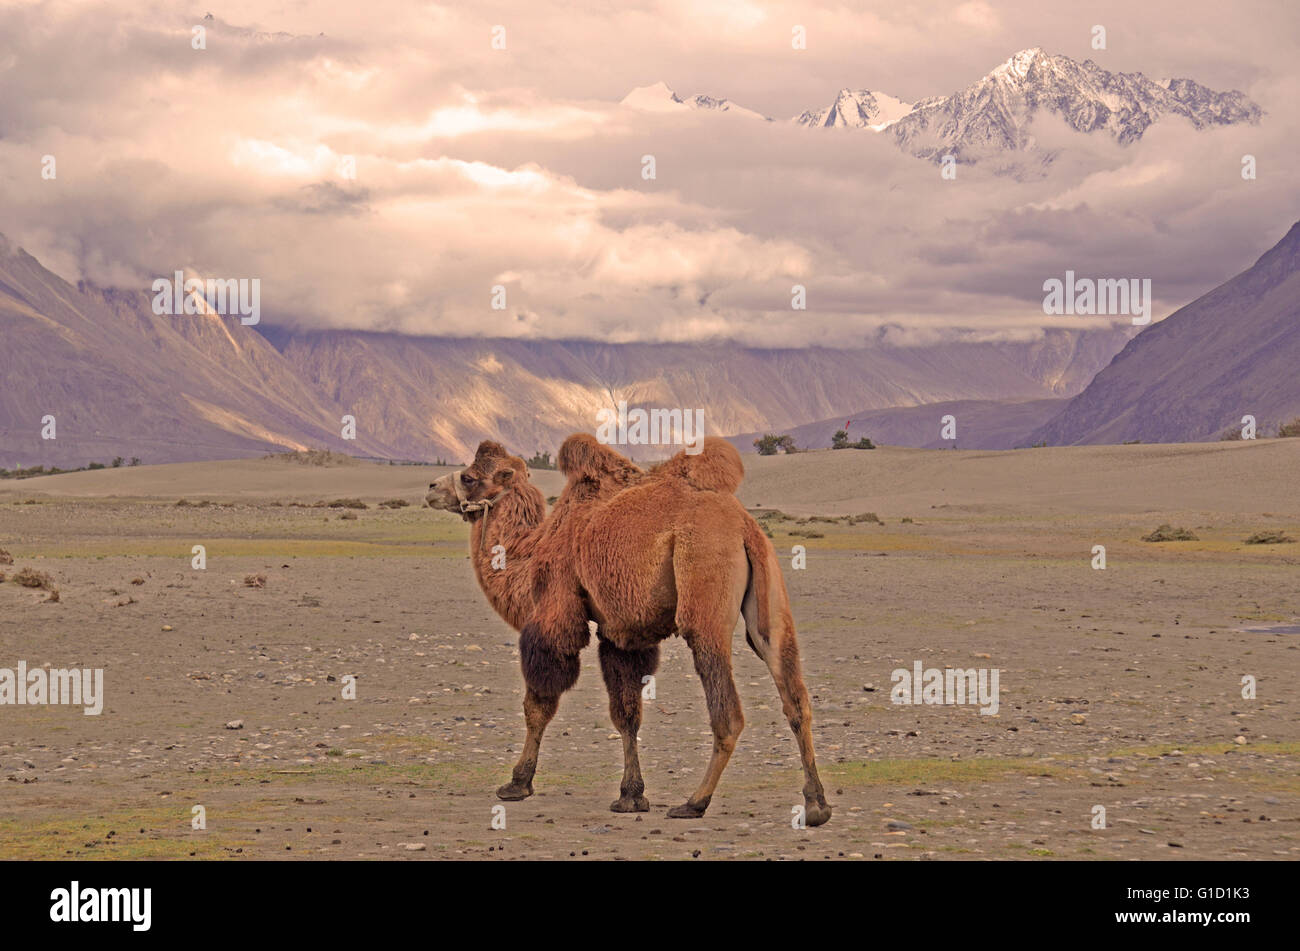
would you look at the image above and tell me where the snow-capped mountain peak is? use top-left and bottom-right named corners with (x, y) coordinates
top-left (620, 81), bottom-right (687, 111)
top-left (794, 89), bottom-right (914, 129)
top-left (619, 51), bottom-right (1261, 178)
top-left (620, 82), bottom-right (770, 120)
top-left (991, 47), bottom-right (1044, 81)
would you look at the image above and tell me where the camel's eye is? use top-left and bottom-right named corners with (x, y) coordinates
top-left (461, 473), bottom-right (477, 486)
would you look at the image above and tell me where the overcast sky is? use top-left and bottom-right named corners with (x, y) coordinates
top-left (1, 0), bottom-right (1296, 346)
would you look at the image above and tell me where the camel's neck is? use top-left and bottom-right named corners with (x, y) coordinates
top-left (468, 485), bottom-right (546, 631)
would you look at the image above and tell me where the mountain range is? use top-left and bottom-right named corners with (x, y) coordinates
top-left (1027, 221), bottom-right (1300, 445)
top-left (737, 220), bottom-right (1300, 451)
top-left (3, 220), bottom-right (1295, 465)
top-left (625, 48), bottom-right (1262, 165)
top-left (0, 233), bottom-right (1132, 467)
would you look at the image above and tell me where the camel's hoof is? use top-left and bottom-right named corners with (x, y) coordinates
top-left (496, 781), bottom-right (533, 801)
top-left (666, 801), bottom-right (707, 819)
top-left (610, 795), bottom-right (650, 813)
top-left (804, 802), bottom-right (832, 827)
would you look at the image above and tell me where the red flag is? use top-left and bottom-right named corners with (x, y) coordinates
top-left (844, 420), bottom-right (851, 430)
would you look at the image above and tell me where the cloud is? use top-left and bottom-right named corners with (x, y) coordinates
top-left (0, 0), bottom-right (1296, 347)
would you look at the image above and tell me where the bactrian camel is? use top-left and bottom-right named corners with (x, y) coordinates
top-left (427, 435), bottom-right (830, 825)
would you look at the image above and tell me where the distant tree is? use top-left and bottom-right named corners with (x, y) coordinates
top-left (1278, 417), bottom-right (1300, 438)
top-left (526, 450), bottom-right (556, 470)
top-left (831, 429), bottom-right (850, 450)
top-left (129, 457), bottom-right (142, 466)
top-left (853, 436), bottom-right (876, 450)
top-left (112, 456), bottom-right (124, 468)
top-left (754, 434), bottom-right (797, 456)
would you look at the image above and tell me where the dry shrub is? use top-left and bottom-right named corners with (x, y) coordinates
top-left (848, 512), bottom-right (883, 525)
top-left (0, 548), bottom-right (12, 565)
top-left (13, 567), bottom-right (55, 589)
top-left (1244, 530), bottom-right (1295, 545)
top-left (379, 498), bottom-right (409, 509)
top-left (338, 511), bottom-right (358, 520)
top-left (266, 449), bottom-right (357, 466)
top-left (243, 573), bottom-right (267, 588)
top-left (1142, 524), bottom-right (1198, 542)
top-left (326, 498), bottom-right (368, 509)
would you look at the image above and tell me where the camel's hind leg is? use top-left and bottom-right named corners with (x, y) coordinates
top-left (668, 550), bottom-right (748, 819)
top-left (742, 546), bottom-right (831, 826)
top-left (598, 640), bottom-right (659, 813)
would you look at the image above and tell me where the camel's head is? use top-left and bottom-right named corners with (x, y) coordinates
top-left (426, 441), bottom-right (528, 520)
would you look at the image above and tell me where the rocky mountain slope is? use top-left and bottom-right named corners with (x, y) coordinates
top-left (1028, 221), bottom-right (1300, 445)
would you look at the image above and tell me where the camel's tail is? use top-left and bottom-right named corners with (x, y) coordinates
top-left (652, 436), bottom-right (744, 494)
top-left (740, 516), bottom-right (793, 659)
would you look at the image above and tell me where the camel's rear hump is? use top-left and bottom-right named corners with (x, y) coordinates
top-left (652, 436), bottom-right (744, 494)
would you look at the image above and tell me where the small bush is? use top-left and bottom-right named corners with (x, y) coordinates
top-left (326, 498), bottom-right (368, 509)
top-left (338, 511), bottom-right (358, 520)
top-left (1244, 530), bottom-right (1295, 545)
top-left (13, 567), bottom-right (55, 589)
top-left (1277, 418), bottom-right (1300, 438)
top-left (379, 499), bottom-right (409, 509)
top-left (754, 434), bottom-right (797, 455)
top-left (243, 574), bottom-right (267, 588)
top-left (266, 449), bottom-right (355, 466)
top-left (0, 548), bottom-right (12, 566)
top-left (1142, 524), bottom-right (1198, 542)
top-left (1218, 427), bottom-right (1244, 441)
top-left (847, 512), bottom-right (883, 525)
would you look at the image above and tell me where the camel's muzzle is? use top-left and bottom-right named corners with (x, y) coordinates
top-left (426, 472), bottom-right (463, 513)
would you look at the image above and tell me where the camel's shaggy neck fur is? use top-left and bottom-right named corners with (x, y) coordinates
top-left (467, 482), bottom-right (547, 632)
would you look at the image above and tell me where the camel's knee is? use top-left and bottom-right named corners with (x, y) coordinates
top-left (520, 622), bottom-right (580, 698)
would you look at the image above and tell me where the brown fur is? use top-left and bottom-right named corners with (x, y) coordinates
top-left (427, 436), bottom-right (830, 825)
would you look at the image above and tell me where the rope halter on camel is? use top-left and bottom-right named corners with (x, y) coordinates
top-left (453, 473), bottom-right (512, 552)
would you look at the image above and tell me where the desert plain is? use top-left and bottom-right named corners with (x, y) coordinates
top-left (0, 439), bottom-right (1297, 860)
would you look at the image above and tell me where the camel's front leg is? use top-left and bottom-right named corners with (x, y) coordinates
top-left (498, 618), bottom-right (587, 800)
top-left (598, 640), bottom-right (659, 813)
top-left (497, 685), bottom-right (558, 800)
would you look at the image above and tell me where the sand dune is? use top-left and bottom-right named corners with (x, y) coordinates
top-left (6, 439), bottom-right (1297, 520)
